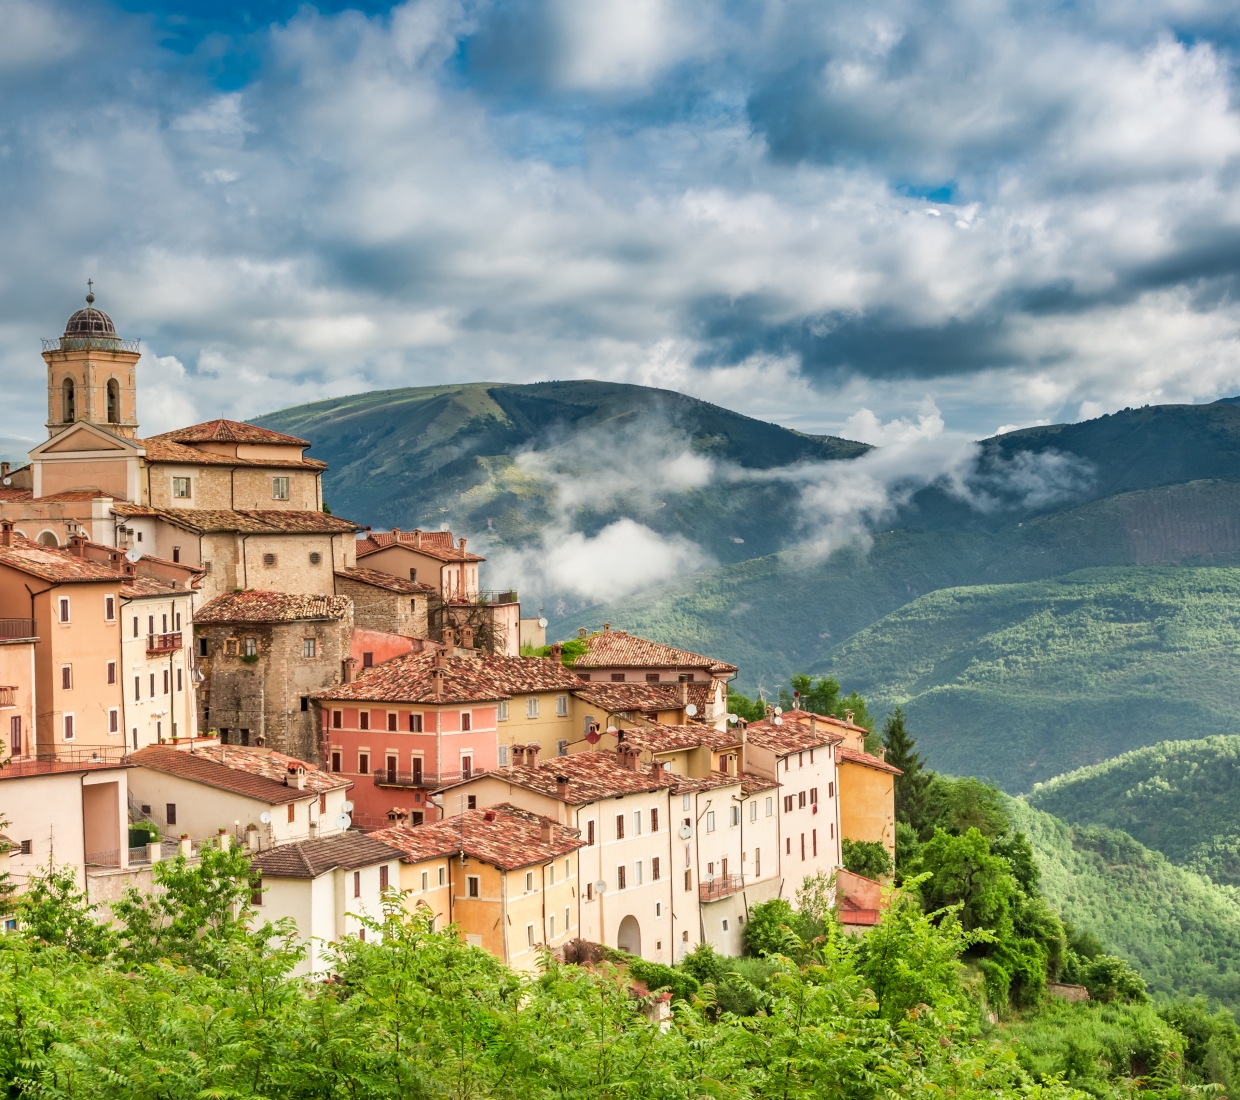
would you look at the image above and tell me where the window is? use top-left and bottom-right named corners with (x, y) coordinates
top-left (467, 794), bottom-right (476, 809)
top-left (810, 787), bottom-right (818, 805)
top-left (332, 710), bottom-right (342, 729)
top-left (250, 876), bottom-right (263, 906)
top-left (409, 567), bottom-right (417, 582)
top-left (134, 675), bottom-right (141, 700)
top-left (765, 797), bottom-right (773, 817)
top-left (362, 652), bottom-right (373, 668)
top-left (331, 751), bottom-right (341, 772)
top-left (685, 870), bottom-right (692, 891)
top-left (749, 801), bottom-right (757, 821)
top-left (798, 791), bottom-right (807, 809)
top-left (652, 856), bottom-right (661, 881)
top-left (730, 805), bottom-right (740, 827)
top-left (360, 712), bottom-right (370, 730)
top-left (163, 669), bottom-right (170, 694)
top-left (527, 924), bottom-right (536, 947)
top-left (755, 848), bottom-right (761, 875)
top-left (58, 598), bottom-right (70, 623)
top-left (303, 638), bottom-right (316, 658)
top-left (586, 882), bottom-right (593, 901)
top-left (272, 477), bottom-right (289, 500)
top-left (722, 919), bottom-right (729, 932)
top-left (60, 664), bottom-right (72, 691)
top-left (556, 694), bottom-right (568, 717)
top-left (799, 752), bottom-right (804, 768)
top-left (650, 807), bottom-right (659, 832)
top-left (299, 695), bottom-right (308, 711)
top-left (225, 638), bottom-right (239, 655)
top-left (497, 701), bottom-right (509, 721)
top-left (105, 660), bottom-right (116, 685)
top-left (635, 860), bottom-right (643, 885)
top-left (105, 595), bottom-right (115, 621)
top-left (167, 803), bottom-right (177, 825)
top-left (133, 616), bottom-right (140, 638)
top-left (587, 820), bottom-right (595, 845)
top-left (19, 840), bottom-right (31, 855)
top-left (525, 871), bottom-right (534, 892)
top-left (526, 696), bottom-right (539, 719)
top-left (438, 866), bottom-right (446, 886)
top-left (801, 833), bottom-right (806, 860)
top-left (108, 708), bottom-right (119, 734)
top-left (198, 636), bottom-right (208, 657)
top-left (380, 865), bottom-right (389, 891)
top-left (172, 547), bottom-right (180, 563)
top-left (353, 871), bottom-right (361, 898)
top-left (828, 781), bottom-right (834, 799)
top-left (683, 793), bottom-right (691, 811)
top-left (172, 477), bottom-right (191, 498)
top-left (548, 863), bottom-right (555, 884)
top-left (783, 795), bottom-right (793, 813)
top-left (359, 753), bottom-right (369, 775)
top-left (633, 810), bottom-right (642, 836)
top-left (309, 552), bottom-right (321, 565)
top-left (610, 673), bottom-right (625, 682)
top-left (645, 673), bottom-right (660, 683)
top-left (616, 865), bottom-right (626, 890)
top-left (262, 553), bottom-right (277, 567)
top-left (615, 814), bottom-right (625, 840)
top-left (786, 838), bottom-right (791, 855)
top-left (461, 712), bottom-right (472, 732)
top-left (706, 811), bottom-right (715, 833)
top-left (177, 668), bottom-right (183, 692)
top-left (387, 712), bottom-right (397, 732)
top-left (420, 870), bottom-right (429, 892)
top-left (409, 713), bottom-right (422, 732)
top-left (149, 614), bottom-right (155, 636)
top-left (565, 858), bottom-right (571, 877)
top-left (9, 716), bottom-right (20, 755)
top-left (557, 739), bottom-right (568, 756)
top-left (812, 829), bottom-right (817, 857)
top-left (62, 376), bottom-right (74, 422)
top-left (467, 876), bottom-right (480, 898)
top-left (288, 803), bottom-right (296, 824)
top-left (565, 907), bottom-right (571, 930)
top-left (244, 637), bottom-right (257, 657)
top-left (357, 928), bottom-right (365, 942)
top-left (549, 914), bottom-right (555, 938)
top-left (461, 756), bottom-right (473, 780)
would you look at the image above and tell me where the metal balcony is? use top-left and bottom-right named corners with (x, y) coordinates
top-left (147, 632), bottom-right (182, 654)
top-left (0, 685), bottom-right (17, 708)
top-left (698, 873), bottom-right (744, 902)
top-left (372, 770), bottom-right (437, 789)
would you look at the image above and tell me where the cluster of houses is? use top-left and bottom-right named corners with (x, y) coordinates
top-left (0, 294), bottom-right (899, 971)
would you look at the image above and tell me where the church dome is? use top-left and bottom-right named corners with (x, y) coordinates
top-left (63, 293), bottom-right (118, 340)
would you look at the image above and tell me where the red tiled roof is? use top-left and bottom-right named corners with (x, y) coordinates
top-left (745, 709), bottom-right (847, 756)
top-left (567, 630), bottom-right (737, 675)
top-left (315, 652), bottom-right (581, 705)
top-left (372, 804), bottom-right (584, 871)
top-left (31, 490), bottom-right (112, 502)
top-left (0, 488), bottom-right (32, 502)
top-left (109, 504), bottom-right (359, 534)
top-left (251, 832), bottom-right (402, 878)
top-left (159, 420), bottom-right (311, 446)
top-left (334, 567), bottom-right (436, 595)
top-left (837, 746), bottom-right (903, 776)
top-left (446, 750), bottom-right (680, 804)
top-left (355, 529), bottom-right (485, 563)
top-left (616, 722), bottom-right (740, 753)
top-left (195, 591), bottom-right (352, 624)
top-left (0, 535), bottom-right (126, 583)
top-left (572, 682), bottom-right (683, 713)
top-left (739, 772), bottom-right (780, 796)
top-left (130, 744), bottom-right (351, 803)
top-left (138, 435), bottom-right (326, 470)
top-left (120, 575), bottom-right (180, 597)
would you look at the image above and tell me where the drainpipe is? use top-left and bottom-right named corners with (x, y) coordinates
top-left (240, 534), bottom-right (250, 589)
top-left (668, 788), bottom-right (675, 961)
top-left (541, 859), bottom-right (548, 945)
top-left (695, 796), bottom-right (711, 948)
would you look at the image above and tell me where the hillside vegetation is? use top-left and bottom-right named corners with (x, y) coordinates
top-left (1027, 736), bottom-right (1240, 885)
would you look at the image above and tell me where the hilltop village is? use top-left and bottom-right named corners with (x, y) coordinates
top-left (0, 296), bottom-right (899, 970)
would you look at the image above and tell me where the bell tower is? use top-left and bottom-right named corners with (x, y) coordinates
top-left (43, 285), bottom-right (141, 440)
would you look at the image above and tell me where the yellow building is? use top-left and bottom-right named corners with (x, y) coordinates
top-left (833, 724), bottom-right (901, 859)
top-left (371, 804), bottom-right (584, 972)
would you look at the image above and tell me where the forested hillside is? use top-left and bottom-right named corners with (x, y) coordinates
top-left (1027, 736), bottom-right (1240, 884)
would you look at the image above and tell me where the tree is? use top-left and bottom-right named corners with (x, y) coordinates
top-left (923, 775), bottom-right (1009, 839)
top-left (917, 827), bottom-right (1017, 933)
top-left (841, 838), bottom-right (894, 880)
top-left (16, 862), bottom-right (115, 957)
top-left (743, 897), bottom-right (800, 957)
top-left (881, 709), bottom-right (932, 830)
top-left (778, 674), bottom-right (873, 730)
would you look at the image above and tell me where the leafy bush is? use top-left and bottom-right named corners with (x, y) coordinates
top-left (841, 837), bottom-right (893, 880)
top-left (1081, 954), bottom-right (1149, 1004)
top-left (743, 897), bottom-right (799, 957)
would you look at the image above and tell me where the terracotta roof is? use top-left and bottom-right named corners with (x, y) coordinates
top-left (445, 750), bottom-right (680, 804)
top-left (129, 744), bottom-right (351, 803)
top-left (0, 535), bottom-right (126, 583)
top-left (0, 488), bottom-right (32, 502)
top-left (372, 804), bottom-right (584, 871)
top-left (251, 832), bottom-right (403, 879)
top-left (120, 575), bottom-right (180, 598)
top-left (31, 490), bottom-right (112, 502)
top-left (195, 591), bottom-right (352, 624)
top-left (669, 772), bottom-right (743, 794)
top-left (745, 709), bottom-right (849, 756)
top-left (616, 722), bottom-right (739, 753)
top-left (334, 567), bottom-right (436, 595)
top-left (137, 435), bottom-right (326, 470)
top-left (572, 682), bottom-right (684, 714)
top-left (837, 746), bottom-right (903, 776)
top-left (355, 529), bottom-right (485, 563)
top-left (686, 680), bottom-right (722, 718)
top-left (739, 772), bottom-right (780, 796)
top-left (109, 504), bottom-right (359, 534)
top-left (315, 652), bottom-right (581, 705)
top-left (567, 630), bottom-right (737, 675)
top-left (160, 419), bottom-right (310, 446)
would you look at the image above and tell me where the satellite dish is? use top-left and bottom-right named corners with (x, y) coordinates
top-left (773, 706), bottom-right (783, 716)
top-left (259, 811), bottom-right (272, 824)
top-left (336, 813), bottom-right (352, 831)
top-left (606, 725), bottom-right (618, 734)
top-left (685, 704), bottom-right (697, 717)
top-left (594, 880), bottom-right (607, 895)
top-left (2, 478), bottom-right (9, 486)
top-left (773, 716), bottom-right (783, 726)
top-left (125, 546), bottom-right (142, 563)
top-left (538, 617), bottom-right (548, 628)
top-left (678, 823), bottom-right (692, 839)
top-left (727, 712), bottom-right (739, 723)
top-left (342, 800), bottom-right (354, 813)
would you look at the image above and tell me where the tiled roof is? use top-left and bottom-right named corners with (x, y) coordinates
top-left (670, 772), bottom-right (742, 794)
top-left (837, 746), bottom-right (903, 776)
top-left (335, 567), bottom-right (436, 595)
top-left (572, 682), bottom-right (684, 714)
top-left (0, 489), bottom-right (32, 502)
top-left (159, 420), bottom-right (311, 446)
top-left (32, 490), bottom-right (112, 502)
top-left (120, 575), bottom-right (180, 598)
top-left (567, 630), bottom-right (737, 675)
top-left (195, 591), bottom-right (353, 624)
top-left (616, 722), bottom-right (739, 753)
top-left (138, 435), bottom-right (326, 470)
top-left (446, 750), bottom-right (681, 804)
top-left (251, 832), bottom-right (403, 879)
top-left (745, 710), bottom-right (849, 756)
top-left (355, 529), bottom-right (485, 563)
top-left (739, 772), bottom-right (780, 796)
top-left (110, 504), bottom-right (359, 534)
top-left (129, 744), bottom-right (350, 803)
top-left (316, 652), bottom-right (580, 705)
top-left (371, 804), bottom-right (584, 871)
top-left (0, 535), bottom-right (126, 583)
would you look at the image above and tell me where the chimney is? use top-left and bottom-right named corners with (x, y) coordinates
top-left (414, 529), bottom-right (422, 549)
top-left (459, 538), bottom-right (466, 556)
top-left (602, 622), bottom-right (610, 632)
top-left (391, 527), bottom-right (400, 537)
top-left (387, 807), bottom-right (409, 824)
top-left (809, 714), bottom-right (818, 736)
top-left (549, 642), bottom-right (563, 661)
top-left (511, 744), bottom-right (526, 767)
top-left (0, 521), bottom-right (11, 547)
top-left (286, 763), bottom-right (307, 790)
top-left (68, 534), bottom-right (86, 557)
top-left (432, 667), bottom-right (444, 701)
top-left (525, 742), bottom-right (541, 767)
top-left (540, 818), bottom-right (553, 843)
top-left (678, 681), bottom-right (689, 706)
top-left (460, 625), bottom-right (474, 649)
top-left (123, 560), bottom-right (136, 576)
top-left (342, 657), bottom-right (358, 684)
top-left (650, 758), bottom-right (664, 778)
top-left (765, 704), bottom-right (774, 721)
top-left (577, 627), bottom-right (588, 639)
top-left (877, 746), bottom-right (887, 761)
top-left (442, 626), bottom-right (456, 649)
top-left (845, 710), bottom-right (855, 726)
top-left (484, 810), bottom-right (496, 822)
top-left (0, 462), bottom-right (9, 479)
top-left (555, 774), bottom-right (569, 798)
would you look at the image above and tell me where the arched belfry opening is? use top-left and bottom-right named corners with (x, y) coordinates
top-left (106, 378), bottom-right (120, 424)
top-left (62, 377), bottom-right (75, 423)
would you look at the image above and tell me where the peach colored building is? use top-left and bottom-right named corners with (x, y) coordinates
top-left (0, 629), bottom-right (36, 763)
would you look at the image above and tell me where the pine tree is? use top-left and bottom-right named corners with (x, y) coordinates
top-left (882, 708), bottom-right (931, 830)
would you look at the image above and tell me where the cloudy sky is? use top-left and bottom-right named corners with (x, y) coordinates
top-left (4, 0), bottom-right (1240, 450)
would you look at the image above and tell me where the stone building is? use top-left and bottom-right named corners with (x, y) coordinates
top-left (333, 567), bottom-right (432, 638)
top-left (194, 592), bottom-right (354, 759)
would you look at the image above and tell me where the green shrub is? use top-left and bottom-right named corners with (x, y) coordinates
top-left (1082, 954), bottom-right (1149, 1004)
top-left (743, 897), bottom-right (799, 957)
top-left (841, 837), bottom-right (893, 880)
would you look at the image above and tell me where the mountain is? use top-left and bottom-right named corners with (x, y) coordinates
top-left (1008, 797), bottom-right (1240, 1009)
top-left (1026, 736), bottom-right (1240, 885)
top-left (253, 381), bottom-right (868, 566)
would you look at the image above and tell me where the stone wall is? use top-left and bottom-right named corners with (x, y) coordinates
top-left (336, 575), bottom-right (428, 637)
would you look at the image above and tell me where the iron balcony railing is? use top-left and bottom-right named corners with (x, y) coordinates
top-left (3, 746), bottom-right (129, 777)
top-left (698, 874), bottom-right (744, 902)
top-left (0, 619), bottom-right (36, 641)
top-left (373, 770), bottom-right (442, 789)
top-left (0, 686), bottom-right (17, 708)
top-left (147, 632), bottom-right (182, 654)
top-left (42, 337), bottom-right (141, 353)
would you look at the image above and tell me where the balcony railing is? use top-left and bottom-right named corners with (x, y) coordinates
top-left (698, 874), bottom-right (744, 902)
top-left (3, 747), bottom-right (129, 777)
top-left (0, 686), bottom-right (17, 708)
top-left (42, 336), bottom-right (141, 354)
top-left (147, 632), bottom-right (182, 654)
top-left (373, 770), bottom-right (440, 789)
top-left (0, 619), bottom-right (36, 641)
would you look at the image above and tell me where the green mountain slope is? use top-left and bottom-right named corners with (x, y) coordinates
top-left (253, 380), bottom-right (867, 565)
top-left (1009, 797), bottom-right (1240, 1008)
top-left (1027, 737), bottom-right (1240, 885)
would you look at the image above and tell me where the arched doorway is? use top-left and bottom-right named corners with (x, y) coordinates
top-left (37, 530), bottom-right (59, 547)
top-left (616, 914), bottom-right (641, 957)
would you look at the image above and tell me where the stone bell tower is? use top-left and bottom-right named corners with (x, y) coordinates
top-left (43, 285), bottom-right (141, 440)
